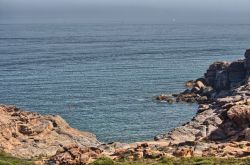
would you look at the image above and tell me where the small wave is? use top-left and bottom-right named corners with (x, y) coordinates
top-left (136, 98), bottom-right (146, 102)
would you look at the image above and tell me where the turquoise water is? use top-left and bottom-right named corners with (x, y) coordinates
top-left (0, 23), bottom-right (250, 142)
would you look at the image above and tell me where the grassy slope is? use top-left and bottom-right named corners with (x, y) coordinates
top-left (90, 157), bottom-right (250, 165)
top-left (0, 152), bottom-right (33, 165)
top-left (1, 153), bottom-right (250, 165)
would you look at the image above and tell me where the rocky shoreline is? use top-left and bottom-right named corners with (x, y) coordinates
top-left (1, 49), bottom-right (250, 164)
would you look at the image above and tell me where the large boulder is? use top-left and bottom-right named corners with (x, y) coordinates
top-left (227, 104), bottom-right (250, 129)
top-left (205, 61), bottom-right (229, 87)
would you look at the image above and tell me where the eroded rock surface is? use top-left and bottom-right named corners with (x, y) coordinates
top-left (0, 105), bottom-right (102, 164)
top-left (150, 49), bottom-right (250, 158)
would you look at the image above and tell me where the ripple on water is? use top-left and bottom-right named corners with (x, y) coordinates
top-left (0, 23), bottom-right (250, 142)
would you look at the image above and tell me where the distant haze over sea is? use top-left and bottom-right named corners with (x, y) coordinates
top-left (1, 0), bottom-right (250, 24)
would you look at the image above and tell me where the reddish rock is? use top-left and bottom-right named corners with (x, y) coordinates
top-left (49, 145), bottom-right (102, 164)
top-left (173, 148), bottom-right (194, 157)
top-left (227, 105), bottom-right (250, 128)
top-left (0, 105), bottom-right (100, 160)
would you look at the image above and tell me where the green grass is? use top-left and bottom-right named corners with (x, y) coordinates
top-left (90, 157), bottom-right (115, 165)
top-left (91, 157), bottom-right (250, 165)
top-left (1, 153), bottom-right (250, 165)
top-left (0, 152), bottom-right (33, 165)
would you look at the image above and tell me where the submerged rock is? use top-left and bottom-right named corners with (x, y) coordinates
top-left (155, 94), bottom-right (175, 103)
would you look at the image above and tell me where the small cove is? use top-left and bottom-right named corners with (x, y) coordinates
top-left (0, 23), bottom-right (250, 142)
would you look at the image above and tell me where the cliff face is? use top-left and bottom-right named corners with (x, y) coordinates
top-left (203, 49), bottom-right (250, 92)
top-left (156, 49), bottom-right (250, 104)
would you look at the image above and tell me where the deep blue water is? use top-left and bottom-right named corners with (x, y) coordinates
top-left (0, 23), bottom-right (250, 143)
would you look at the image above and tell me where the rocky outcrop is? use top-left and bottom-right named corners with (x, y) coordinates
top-left (109, 49), bottom-right (250, 160)
top-left (205, 59), bottom-right (247, 90)
top-left (151, 49), bottom-right (250, 158)
top-left (156, 50), bottom-right (250, 104)
top-left (49, 145), bottom-right (103, 164)
top-left (205, 61), bottom-right (230, 90)
top-left (0, 105), bottom-right (103, 164)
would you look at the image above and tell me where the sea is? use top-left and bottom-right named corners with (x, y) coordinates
top-left (0, 22), bottom-right (250, 142)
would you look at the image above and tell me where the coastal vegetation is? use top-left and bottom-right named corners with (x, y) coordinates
top-left (0, 152), bottom-right (33, 165)
top-left (1, 154), bottom-right (249, 165)
top-left (91, 156), bottom-right (250, 165)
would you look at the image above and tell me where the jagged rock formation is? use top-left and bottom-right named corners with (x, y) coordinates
top-left (151, 49), bottom-right (250, 158)
top-left (155, 83), bottom-right (250, 143)
top-left (0, 105), bottom-right (103, 164)
top-left (157, 49), bottom-right (250, 104)
top-left (106, 49), bottom-right (250, 160)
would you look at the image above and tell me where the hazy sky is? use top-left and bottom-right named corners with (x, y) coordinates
top-left (1, 0), bottom-right (250, 23)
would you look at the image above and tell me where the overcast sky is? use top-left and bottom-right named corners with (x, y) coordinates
top-left (1, 0), bottom-right (250, 23)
